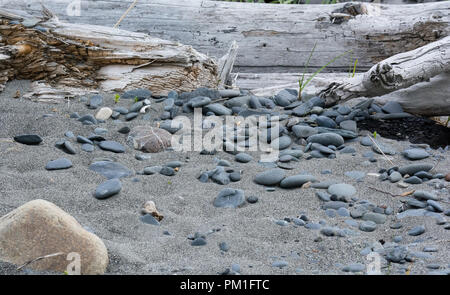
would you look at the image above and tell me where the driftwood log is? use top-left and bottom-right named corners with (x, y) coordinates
top-left (0, 6), bottom-right (220, 101)
top-left (6, 0), bottom-right (449, 73)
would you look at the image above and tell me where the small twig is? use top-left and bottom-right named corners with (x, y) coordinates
top-left (17, 252), bottom-right (65, 270)
top-left (368, 186), bottom-right (398, 197)
top-left (368, 136), bottom-right (395, 166)
top-left (114, 0), bottom-right (139, 28)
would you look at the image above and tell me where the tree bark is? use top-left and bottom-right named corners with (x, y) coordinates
top-left (0, 6), bottom-right (219, 99)
top-left (4, 0), bottom-right (449, 73)
top-left (318, 36), bottom-right (450, 109)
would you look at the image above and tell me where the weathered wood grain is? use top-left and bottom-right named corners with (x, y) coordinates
top-left (3, 0), bottom-right (449, 73)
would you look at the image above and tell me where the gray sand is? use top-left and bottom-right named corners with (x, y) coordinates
top-left (0, 80), bottom-right (449, 275)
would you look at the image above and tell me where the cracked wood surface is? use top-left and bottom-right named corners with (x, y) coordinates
top-left (3, 0), bottom-right (449, 73)
top-left (0, 6), bottom-right (218, 98)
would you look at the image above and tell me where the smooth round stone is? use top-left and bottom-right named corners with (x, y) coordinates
top-left (94, 178), bottom-right (122, 199)
top-left (311, 143), bottom-right (335, 154)
top-left (414, 171), bottom-right (432, 179)
top-left (404, 176), bottom-right (422, 184)
top-left (88, 94), bottom-right (103, 109)
top-left (217, 159), bottom-right (231, 167)
top-left (360, 136), bottom-right (373, 146)
top-left (393, 236), bottom-right (403, 243)
top-left (118, 126), bottom-right (130, 134)
top-left (337, 207), bottom-right (350, 217)
top-left (125, 112), bottom-right (138, 121)
top-left (362, 212), bottom-right (386, 224)
top-left (407, 198), bottom-right (427, 208)
top-left (166, 161), bottom-right (183, 168)
top-left (213, 188), bottom-right (245, 208)
top-left (270, 135), bottom-right (292, 150)
top-left (45, 158), bottom-right (72, 170)
top-left (246, 196), bottom-right (258, 204)
top-left (204, 103), bottom-right (232, 116)
top-left (140, 214), bottom-right (160, 226)
top-left (254, 168), bottom-right (286, 186)
top-left (413, 190), bottom-right (438, 201)
top-left (328, 183), bottom-right (356, 198)
top-left (113, 107), bottom-right (129, 114)
top-left (129, 101), bottom-right (144, 113)
top-left (94, 128), bottom-right (108, 135)
top-left (89, 161), bottom-right (132, 179)
top-left (307, 133), bottom-right (344, 147)
top-left (408, 225), bottom-right (425, 236)
top-left (64, 131), bottom-right (75, 138)
top-left (189, 96), bottom-right (211, 108)
top-left (58, 141), bottom-right (76, 155)
top-left (340, 146), bottom-right (356, 154)
top-left (99, 141), bottom-right (125, 153)
top-left (81, 143), bottom-right (94, 152)
top-left (323, 201), bottom-right (348, 210)
top-left (275, 220), bottom-right (289, 226)
top-left (359, 220), bottom-right (377, 232)
top-left (235, 153), bottom-right (253, 163)
top-left (398, 163), bottom-right (433, 176)
top-left (315, 116), bottom-right (337, 128)
top-left (76, 135), bottom-right (93, 145)
top-left (403, 148), bottom-right (430, 160)
top-left (14, 134), bottom-right (43, 145)
top-left (427, 200), bottom-right (443, 212)
top-left (292, 125), bottom-right (318, 138)
top-left (279, 175), bottom-right (316, 189)
top-left (229, 172), bottom-right (241, 182)
top-left (390, 223), bottom-right (403, 229)
top-left (372, 143), bottom-right (396, 155)
top-left (143, 166), bottom-right (162, 175)
top-left (160, 166), bottom-right (175, 176)
top-left (78, 114), bottom-right (97, 125)
top-left (70, 112), bottom-right (81, 119)
top-left (95, 107), bottom-right (113, 120)
top-left (219, 242), bottom-right (230, 252)
top-left (292, 218), bottom-right (305, 226)
top-left (389, 171), bottom-right (402, 183)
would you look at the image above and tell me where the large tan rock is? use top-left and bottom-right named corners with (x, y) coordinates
top-left (0, 199), bottom-right (108, 274)
top-left (128, 126), bottom-right (172, 153)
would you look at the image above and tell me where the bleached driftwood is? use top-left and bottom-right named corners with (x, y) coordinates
top-left (6, 0), bottom-right (449, 73)
top-left (318, 36), bottom-right (450, 111)
top-left (248, 37), bottom-right (450, 116)
top-left (0, 6), bottom-right (219, 100)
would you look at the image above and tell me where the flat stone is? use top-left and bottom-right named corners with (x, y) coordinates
top-left (99, 141), bottom-right (125, 153)
top-left (292, 125), bottom-right (318, 138)
top-left (402, 148), bottom-right (430, 160)
top-left (140, 214), bottom-right (160, 226)
top-left (322, 201), bottom-right (348, 210)
top-left (95, 107), bottom-right (112, 120)
top-left (328, 183), bottom-right (356, 198)
top-left (45, 158), bottom-right (72, 170)
top-left (88, 95), bottom-right (103, 109)
top-left (413, 190), bottom-right (439, 201)
top-left (89, 161), bottom-right (132, 179)
top-left (279, 175), bottom-right (316, 189)
top-left (14, 134), bottom-right (42, 145)
top-left (398, 163), bottom-right (433, 176)
top-left (339, 120), bottom-right (357, 133)
top-left (307, 133), bottom-right (344, 147)
top-left (342, 263), bottom-right (365, 273)
top-left (143, 166), bottom-right (162, 175)
top-left (359, 220), bottom-right (377, 232)
top-left (362, 212), bottom-right (386, 224)
top-left (94, 179), bottom-right (122, 199)
top-left (270, 135), bottom-right (292, 150)
top-left (404, 176), bottom-right (422, 184)
top-left (204, 103), bottom-right (232, 116)
top-left (81, 143), bottom-right (94, 152)
top-left (254, 168), bottom-right (286, 186)
top-left (360, 136), bottom-right (373, 146)
top-left (125, 112), bottom-right (138, 121)
top-left (372, 142), bottom-right (396, 155)
top-left (408, 225), bottom-right (425, 236)
top-left (213, 188), bottom-right (245, 208)
top-left (316, 116), bottom-right (337, 128)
